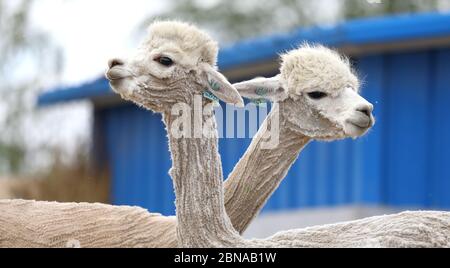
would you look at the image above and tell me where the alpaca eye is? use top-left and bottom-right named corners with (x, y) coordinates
top-left (307, 91), bottom-right (328, 100)
top-left (155, 56), bottom-right (174, 67)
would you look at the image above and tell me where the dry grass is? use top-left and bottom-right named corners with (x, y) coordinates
top-left (7, 159), bottom-right (110, 204)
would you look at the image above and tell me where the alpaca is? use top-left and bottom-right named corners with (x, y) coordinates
top-left (223, 45), bottom-right (375, 232)
top-left (105, 21), bottom-right (450, 247)
top-left (107, 20), bottom-right (246, 247)
top-left (1, 21), bottom-right (449, 248)
top-left (0, 41), bottom-right (375, 246)
top-left (0, 40), bottom-right (372, 247)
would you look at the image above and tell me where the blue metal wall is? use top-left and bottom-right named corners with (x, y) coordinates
top-left (97, 48), bottom-right (450, 216)
top-left (100, 106), bottom-right (175, 215)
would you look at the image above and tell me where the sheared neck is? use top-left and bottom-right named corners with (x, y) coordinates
top-left (224, 102), bottom-right (310, 233)
top-left (162, 97), bottom-right (245, 247)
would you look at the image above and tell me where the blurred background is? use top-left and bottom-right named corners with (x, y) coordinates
top-left (1, 0), bottom-right (450, 238)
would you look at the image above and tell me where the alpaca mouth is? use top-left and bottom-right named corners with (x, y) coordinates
top-left (349, 122), bottom-right (369, 131)
top-left (347, 116), bottom-right (373, 129)
top-left (106, 68), bottom-right (132, 81)
top-left (345, 116), bottom-right (374, 137)
top-left (349, 121), bottom-right (370, 129)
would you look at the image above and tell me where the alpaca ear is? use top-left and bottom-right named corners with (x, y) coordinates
top-left (201, 63), bottom-right (245, 107)
top-left (233, 75), bottom-right (288, 102)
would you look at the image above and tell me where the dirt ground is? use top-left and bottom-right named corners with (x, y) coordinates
top-left (0, 172), bottom-right (109, 203)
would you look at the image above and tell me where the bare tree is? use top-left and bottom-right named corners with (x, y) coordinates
top-left (140, 0), bottom-right (443, 43)
top-left (341, 0), bottom-right (440, 18)
top-left (141, 0), bottom-right (317, 42)
top-left (0, 0), bottom-right (63, 175)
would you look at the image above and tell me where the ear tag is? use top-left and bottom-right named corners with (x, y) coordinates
top-left (255, 87), bottom-right (269, 96)
top-left (252, 88), bottom-right (269, 106)
top-left (208, 79), bottom-right (221, 92)
top-left (203, 90), bottom-right (220, 106)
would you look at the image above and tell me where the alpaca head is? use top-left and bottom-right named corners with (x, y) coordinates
top-left (106, 21), bottom-right (244, 113)
top-left (234, 45), bottom-right (375, 140)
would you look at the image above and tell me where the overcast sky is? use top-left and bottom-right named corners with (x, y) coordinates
top-left (31, 0), bottom-right (167, 85)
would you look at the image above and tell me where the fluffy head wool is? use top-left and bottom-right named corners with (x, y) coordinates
top-left (142, 21), bottom-right (219, 67)
top-left (280, 44), bottom-right (360, 96)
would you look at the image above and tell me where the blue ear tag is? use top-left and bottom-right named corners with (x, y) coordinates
top-left (203, 90), bottom-right (220, 105)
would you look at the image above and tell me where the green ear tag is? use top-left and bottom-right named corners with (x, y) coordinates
top-left (208, 79), bottom-right (221, 91)
top-left (255, 87), bottom-right (269, 96)
top-left (203, 90), bottom-right (220, 103)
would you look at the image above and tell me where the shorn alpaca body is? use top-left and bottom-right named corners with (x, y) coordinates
top-left (107, 21), bottom-right (376, 247)
top-left (224, 45), bottom-right (375, 231)
top-left (0, 36), bottom-right (376, 247)
top-left (107, 21), bottom-right (247, 246)
top-left (106, 24), bottom-right (377, 240)
top-left (106, 21), bottom-right (450, 248)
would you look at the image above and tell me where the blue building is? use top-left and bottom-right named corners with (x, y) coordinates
top-left (39, 12), bottom-right (450, 237)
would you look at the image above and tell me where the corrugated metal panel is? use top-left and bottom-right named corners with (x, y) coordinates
top-left (354, 55), bottom-right (385, 204)
top-left (102, 105), bottom-right (175, 215)
top-left (432, 49), bottom-right (450, 208)
top-left (96, 48), bottom-right (450, 215)
top-left (385, 51), bottom-right (431, 206)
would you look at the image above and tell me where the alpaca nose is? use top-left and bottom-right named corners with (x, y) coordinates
top-left (108, 58), bottom-right (124, 69)
top-left (356, 103), bottom-right (373, 117)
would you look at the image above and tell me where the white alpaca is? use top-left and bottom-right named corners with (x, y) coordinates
top-left (106, 21), bottom-right (450, 248)
top-left (224, 44), bottom-right (375, 232)
top-left (1, 21), bottom-right (449, 248)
